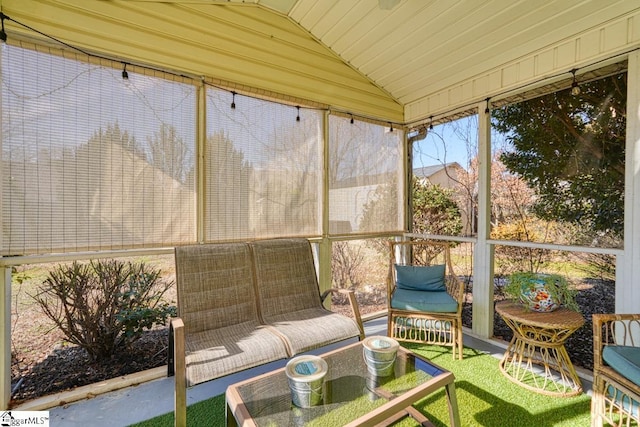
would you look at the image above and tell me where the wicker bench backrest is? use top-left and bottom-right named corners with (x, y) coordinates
top-left (250, 238), bottom-right (322, 319)
top-left (175, 243), bottom-right (258, 334)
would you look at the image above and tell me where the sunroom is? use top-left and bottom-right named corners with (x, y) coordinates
top-left (1, 0), bottom-right (640, 421)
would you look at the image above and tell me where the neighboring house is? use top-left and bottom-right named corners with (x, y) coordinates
top-left (3, 143), bottom-right (195, 254)
top-left (326, 163), bottom-right (475, 236)
top-left (413, 162), bottom-right (465, 188)
top-left (327, 163), bottom-right (474, 236)
top-left (413, 162), bottom-right (474, 236)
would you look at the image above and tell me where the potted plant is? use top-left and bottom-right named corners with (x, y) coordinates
top-left (503, 272), bottom-right (580, 313)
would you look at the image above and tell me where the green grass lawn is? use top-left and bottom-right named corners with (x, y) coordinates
top-left (131, 343), bottom-right (591, 427)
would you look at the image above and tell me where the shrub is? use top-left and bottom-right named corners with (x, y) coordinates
top-left (32, 259), bottom-right (176, 361)
top-left (491, 216), bottom-right (557, 274)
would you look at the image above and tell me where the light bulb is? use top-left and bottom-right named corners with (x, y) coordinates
top-left (570, 69), bottom-right (580, 96)
top-left (571, 82), bottom-right (581, 96)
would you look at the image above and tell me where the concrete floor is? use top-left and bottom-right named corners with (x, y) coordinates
top-left (40, 317), bottom-right (592, 426)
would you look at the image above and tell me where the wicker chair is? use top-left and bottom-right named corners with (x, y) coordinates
top-left (592, 313), bottom-right (640, 427)
top-left (387, 240), bottom-right (464, 360)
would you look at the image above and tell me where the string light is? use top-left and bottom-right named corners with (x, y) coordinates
top-left (231, 91), bottom-right (236, 109)
top-left (571, 69), bottom-right (581, 96)
top-left (1, 8), bottom-right (629, 136)
top-left (0, 13), bottom-right (7, 42)
top-left (0, 11), bottom-right (318, 120)
top-left (0, 12), bottom-right (432, 134)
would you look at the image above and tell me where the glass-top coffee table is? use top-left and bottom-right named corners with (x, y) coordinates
top-left (226, 340), bottom-right (460, 426)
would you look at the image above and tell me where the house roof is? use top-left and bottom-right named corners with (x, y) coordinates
top-left (413, 163), bottom-right (463, 179)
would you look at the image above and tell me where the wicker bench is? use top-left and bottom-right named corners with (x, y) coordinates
top-left (168, 238), bottom-right (364, 427)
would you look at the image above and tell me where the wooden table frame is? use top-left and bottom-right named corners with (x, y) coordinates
top-left (225, 341), bottom-right (460, 426)
top-left (495, 301), bottom-right (585, 397)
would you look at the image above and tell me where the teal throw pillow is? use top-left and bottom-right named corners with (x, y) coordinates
top-left (395, 264), bottom-right (446, 292)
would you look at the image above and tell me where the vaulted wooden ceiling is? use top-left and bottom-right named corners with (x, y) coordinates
top-left (2, 0), bottom-right (639, 124)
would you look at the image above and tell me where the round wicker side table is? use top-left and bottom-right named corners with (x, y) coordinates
top-left (495, 300), bottom-right (585, 397)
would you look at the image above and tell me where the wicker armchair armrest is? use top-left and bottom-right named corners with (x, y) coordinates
top-left (592, 313), bottom-right (640, 370)
top-left (321, 288), bottom-right (364, 339)
top-left (592, 313), bottom-right (640, 426)
top-left (445, 275), bottom-right (465, 314)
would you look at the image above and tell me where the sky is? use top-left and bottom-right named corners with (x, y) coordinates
top-left (412, 116), bottom-right (477, 170)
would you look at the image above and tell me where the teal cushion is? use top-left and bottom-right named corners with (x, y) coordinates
top-left (391, 289), bottom-right (457, 313)
top-left (603, 345), bottom-right (640, 388)
top-left (395, 264), bottom-right (446, 291)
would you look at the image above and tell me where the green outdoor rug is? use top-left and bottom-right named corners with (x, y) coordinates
top-left (131, 344), bottom-right (591, 426)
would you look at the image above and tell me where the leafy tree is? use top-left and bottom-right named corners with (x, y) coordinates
top-left (411, 178), bottom-right (463, 237)
top-left (491, 216), bottom-right (557, 274)
top-left (262, 118), bottom-right (320, 233)
top-left (359, 179), bottom-right (399, 234)
top-left (87, 122), bottom-right (144, 158)
top-left (203, 130), bottom-right (252, 238)
top-left (147, 123), bottom-right (191, 184)
top-left (493, 73), bottom-right (626, 240)
top-left (359, 177), bottom-right (462, 253)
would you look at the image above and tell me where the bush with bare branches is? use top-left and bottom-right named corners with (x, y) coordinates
top-left (32, 260), bottom-right (175, 361)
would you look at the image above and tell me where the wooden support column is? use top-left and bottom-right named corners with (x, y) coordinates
top-left (619, 51), bottom-right (640, 315)
top-left (318, 111), bottom-right (331, 307)
top-left (472, 101), bottom-right (494, 338)
top-left (1, 267), bottom-right (11, 410)
top-left (196, 80), bottom-right (206, 243)
top-left (0, 37), bottom-right (8, 411)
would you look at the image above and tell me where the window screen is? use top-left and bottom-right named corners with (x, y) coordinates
top-left (204, 87), bottom-right (322, 240)
top-left (328, 116), bottom-right (404, 234)
top-left (1, 44), bottom-right (197, 254)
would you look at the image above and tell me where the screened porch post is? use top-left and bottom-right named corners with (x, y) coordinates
top-left (318, 111), bottom-right (331, 306)
top-left (196, 80), bottom-right (206, 243)
top-left (0, 39), bottom-right (7, 411)
top-left (317, 240), bottom-right (331, 308)
top-left (472, 100), bottom-right (495, 338)
top-left (619, 51), bottom-right (640, 314)
top-left (1, 266), bottom-right (10, 410)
